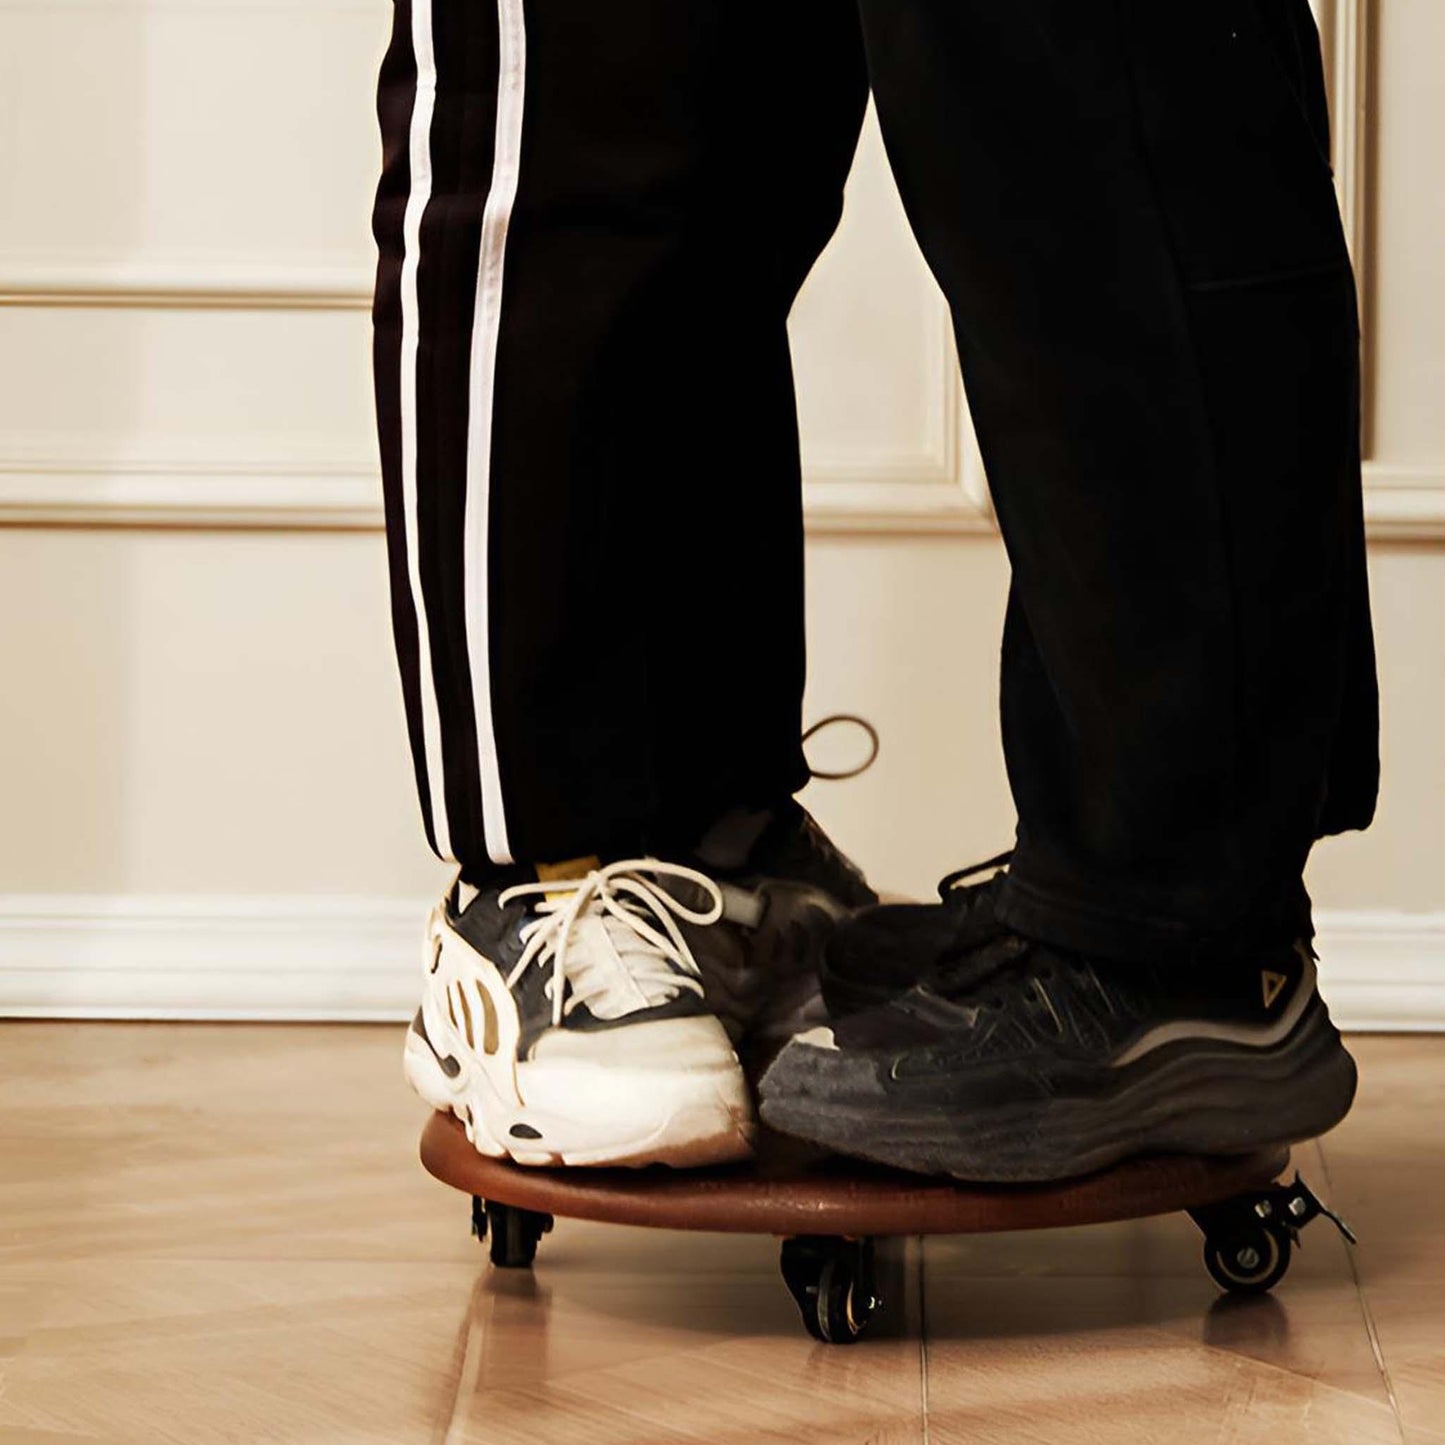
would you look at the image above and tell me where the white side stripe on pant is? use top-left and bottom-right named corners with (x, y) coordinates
top-left (463, 0), bottom-right (527, 866)
top-left (399, 0), bottom-right (454, 862)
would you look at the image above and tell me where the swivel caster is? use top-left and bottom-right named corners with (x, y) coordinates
top-left (1201, 1220), bottom-right (1293, 1294)
top-left (1190, 1173), bottom-right (1355, 1298)
top-left (779, 1236), bottom-right (881, 1344)
top-left (471, 1196), bottom-right (554, 1268)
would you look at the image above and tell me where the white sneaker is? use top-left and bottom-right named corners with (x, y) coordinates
top-left (404, 858), bottom-right (755, 1168)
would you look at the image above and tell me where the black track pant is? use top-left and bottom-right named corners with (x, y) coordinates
top-left (372, 0), bottom-right (1378, 966)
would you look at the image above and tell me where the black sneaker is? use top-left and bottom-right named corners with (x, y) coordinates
top-left (758, 934), bottom-right (1357, 1182)
top-left (676, 800), bottom-right (879, 1067)
top-left (819, 853), bottom-right (1012, 1019)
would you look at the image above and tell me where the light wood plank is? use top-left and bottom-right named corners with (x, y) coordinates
top-left (1318, 1035), bottom-right (1445, 1445)
top-left (5, 1023), bottom-right (1441, 1444)
top-left (0, 1023), bottom-right (922, 1444)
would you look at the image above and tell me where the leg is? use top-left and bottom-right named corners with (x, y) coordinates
top-left (857, 0), bottom-right (1377, 961)
top-left (759, 0), bottom-right (1367, 1181)
top-left (377, 0), bottom-right (876, 1171)
top-left (372, 0), bottom-right (868, 877)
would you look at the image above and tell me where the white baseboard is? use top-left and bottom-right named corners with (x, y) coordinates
top-left (1309, 911), bottom-right (1445, 1032)
top-left (0, 895), bottom-right (425, 1022)
top-left (0, 894), bottom-right (1442, 1031)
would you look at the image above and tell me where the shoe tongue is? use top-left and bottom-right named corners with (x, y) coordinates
top-left (571, 909), bottom-right (680, 1018)
top-left (692, 807), bottom-right (775, 871)
top-left (536, 855), bottom-right (601, 901)
top-left (532, 858), bottom-right (686, 1017)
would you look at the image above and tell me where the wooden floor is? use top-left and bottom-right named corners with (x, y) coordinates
top-left (0, 1025), bottom-right (1440, 1444)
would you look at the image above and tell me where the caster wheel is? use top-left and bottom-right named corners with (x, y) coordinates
top-left (471, 1197), bottom-right (553, 1269)
top-left (1202, 1224), bottom-right (1292, 1295)
top-left (780, 1236), bottom-right (880, 1344)
top-left (1190, 1174), bottom-right (1353, 1299)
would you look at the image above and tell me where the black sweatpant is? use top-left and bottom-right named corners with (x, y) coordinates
top-left (371, 0), bottom-right (1378, 967)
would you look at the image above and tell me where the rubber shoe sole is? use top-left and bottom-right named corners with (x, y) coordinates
top-left (759, 1004), bottom-right (1357, 1183)
top-left (404, 1028), bottom-right (755, 1169)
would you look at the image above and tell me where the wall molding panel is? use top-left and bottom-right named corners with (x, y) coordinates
top-left (1, 894), bottom-right (1439, 1030)
top-left (0, 6), bottom-right (1373, 311)
top-left (0, 459), bottom-right (382, 530)
top-left (1313, 0), bottom-right (1371, 267)
top-left (2, 459), bottom-right (1436, 537)
top-left (1, 0), bottom-right (1437, 539)
top-left (0, 298), bottom-right (997, 531)
top-left (1363, 467), bottom-right (1445, 540)
top-left (0, 260), bottom-right (373, 312)
top-left (803, 305), bottom-right (993, 532)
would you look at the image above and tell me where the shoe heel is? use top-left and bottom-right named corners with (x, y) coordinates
top-left (403, 1028), bottom-right (459, 1113)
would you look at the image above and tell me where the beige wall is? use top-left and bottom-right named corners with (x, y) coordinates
top-left (1, 529), bottom-right (1439, 912)
top-left (0, 0), bottom-right (1441, 1017)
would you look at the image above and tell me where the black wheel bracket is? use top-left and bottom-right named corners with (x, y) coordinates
top-left (1189, 1171), bottom-right (1356, 1249)
top-left (779, 1235), bottom-right (882, 1344)
top-left (1190, 1172), bottom-right (1356, 1295)
top-left (472, 1198), bottom-right (555, 1267)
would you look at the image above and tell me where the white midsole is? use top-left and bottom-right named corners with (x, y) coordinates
top-left (404, 1028), bottom-right (755, 1168)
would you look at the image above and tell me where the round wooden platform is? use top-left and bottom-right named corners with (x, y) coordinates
top-left (419, 1112), bottom-right (1290, 1237)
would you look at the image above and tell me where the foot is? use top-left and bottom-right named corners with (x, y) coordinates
top-left (760, 932), bottom-right (1357, 1182)
top-left (676, 801), bottom-right (878, 1071)
top-left (405, 859), bottom-right (755, 1168)
top-left (819, 853), bottom-right (1011, 1019)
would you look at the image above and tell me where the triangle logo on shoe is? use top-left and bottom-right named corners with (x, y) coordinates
top-left (1261, 970), bottom-right (1288, 1010)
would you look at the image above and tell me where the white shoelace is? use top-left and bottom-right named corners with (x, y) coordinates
top-left (498, 859), bottom-right (724, 1027)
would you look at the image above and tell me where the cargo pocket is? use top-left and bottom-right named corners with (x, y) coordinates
top-left (1118, 0), bottom-right (1349, 290)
